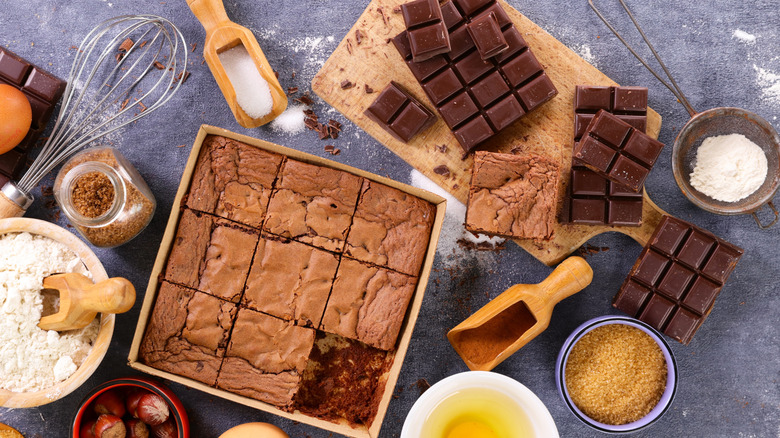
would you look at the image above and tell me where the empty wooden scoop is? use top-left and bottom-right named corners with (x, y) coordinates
top-left (447, 256), bottom-right (593, 371)
top-left (38, 273), bottom-right (136, 332)
top-left (187, 0), bottom-right (288, 128)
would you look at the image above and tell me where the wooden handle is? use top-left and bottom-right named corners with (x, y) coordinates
top-left (38, 274), bottom-right (136, 331)
top-left (0, 192), bottom-right (25, 219)
top-left (187, 0), bottom-right (230, 34)
top-left (539, 256), bottom-right (594, 304)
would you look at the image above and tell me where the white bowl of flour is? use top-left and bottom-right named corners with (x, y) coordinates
top-left (672, 107), bottom-right (780, 226)
top-left (0, 218), bottom-right (114, 408)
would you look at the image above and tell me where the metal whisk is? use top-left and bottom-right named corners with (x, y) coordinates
top-left (0, 14), bottom-right (187, 218)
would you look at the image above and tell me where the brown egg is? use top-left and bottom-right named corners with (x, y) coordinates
top-left (218, 422), bottom-right (290, 438)
top-left (0, 84), bottom-right (32, 154)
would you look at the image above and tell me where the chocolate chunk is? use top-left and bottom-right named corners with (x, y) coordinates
top-left (466, 12), bottom-right (508, 59)
top-left (365, 81), bottom-right (436, 142)
top-left (613, 216), bottom-right (743, 344)
top-left (433, 164), bottom-right (451, 177)
top-left (0, 47), bottom-right (66, 182)
top-left (364, 84), bottom-right (374, 93)
top-left (574, 110), bottom-right (664, 192)
top-left (402, 0), bottom-right (451, 62)
top-left (340, 80), bottom-right (355, 90)
top-left (562, 85), bottom-right (648, 227)
top-left (392, 1), bottom-right (557, 155)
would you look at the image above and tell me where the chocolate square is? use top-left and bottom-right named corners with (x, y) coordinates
top-left (440, 91), bottom-right (480, 128)
top-left (366, 81), bottom-right (436, 143)
top-left (466, 12), bottom-right (508, 60)
top-left (677, 231), bottom-right (716, 269)
top-left (657, 262), bottom-right (696, 301)
top-left (471, 71), bottom-right (510, 108)
top-left (633, 249), bottom-right (669, 287)
top-left (639, 294), bottom-right (676, 330)
top-left (682, 276), bottom-right (721, 315)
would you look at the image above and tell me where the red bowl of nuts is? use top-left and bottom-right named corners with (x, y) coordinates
top-left (71, 377), bottom-right (189, 438)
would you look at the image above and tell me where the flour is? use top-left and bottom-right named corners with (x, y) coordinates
top-left (690, 134), bottom-right (768, 202)
top-left (0, 232), bottom-right (98, 392)
top-left (732, 29), bottom-right (756, 44)
top-left (753, 64), bottom-right (780, 108)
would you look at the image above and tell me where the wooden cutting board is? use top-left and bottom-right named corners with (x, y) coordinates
top-left (312, 0), bottom-right (666, 266)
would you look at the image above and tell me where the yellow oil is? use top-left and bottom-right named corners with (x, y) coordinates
top-left (421, 387), bottom-right (534, 438)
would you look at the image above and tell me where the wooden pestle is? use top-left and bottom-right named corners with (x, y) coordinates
top-left (187, 0), bottom-right (288, 128)
top-left (447, 256), bottom-right (593, 371)
top-left (38, 273), bottom-right (136, 332)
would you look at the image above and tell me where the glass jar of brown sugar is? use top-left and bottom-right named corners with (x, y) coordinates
top-left (54, 147), bottom-right (156, 248)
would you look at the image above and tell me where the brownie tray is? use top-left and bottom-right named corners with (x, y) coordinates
top-left (128, 125), bottom-right (446, 438)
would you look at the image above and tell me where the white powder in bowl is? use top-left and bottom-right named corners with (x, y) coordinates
top-left (689, 133), bottom-right (768, 202)
top-left (218, 45), bottom-right (273, 119)
top-left (0, 232), bottom-right (98, 393)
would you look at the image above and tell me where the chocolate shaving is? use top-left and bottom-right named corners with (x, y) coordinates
top-left (138, 40), bottom-right (148, 49)
top-left (392, 5), bottom-right (402, 13)
top-left (414, 379), bottom-right (431, 395)
top-left (120, 98), bottom-right (130, 111)
top-left (324, 145), bottom-right (335, 152)
top-left (153, 61), bottom-right (165, 70)
top-left (364, 84), bottom-right (374, 94)
top-left (355, 29), bottom-right (364, 45)
top-left (435, 144), bottom-right (448, 153)
top-left (291, 71), bottom-right (296, 79)
top-left (296, 94), bottom-right (314, 106)
top-left (118, 38), bottom-right (134, 52)
top-left (346, 39), bottom-right (353, 55)
top-left (138, 101), bottom-right (147, 112)
top-left (433, 165), bottom-right (451, 177)
top-left (340, 80), bottom-right (354, 90)
top-left (377, 7), bottom-right (389, 26)
top-left (190, 42), bottom-right (197, 52)
top-left (287, 86), bottom-right (299, 95)
top-left (328, 119), bottom-right (342, 131)
top-left (115, 53), bottom-right (124, 63)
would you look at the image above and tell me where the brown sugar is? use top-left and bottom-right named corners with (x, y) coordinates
top-left (71, 172), bottom-right (115, 218)
top-left (565, 324), bottom-right (667, 425)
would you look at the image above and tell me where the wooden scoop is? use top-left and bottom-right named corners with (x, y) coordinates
top-left (187, 0), bottom-right (288, 128)
top-left (447, 256), bottom-right (593, 371)
top-left (38, 273), bottom-right (135, 332)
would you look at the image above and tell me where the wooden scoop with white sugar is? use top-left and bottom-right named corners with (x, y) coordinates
top-left (188, 0), bottom-right (288, 127)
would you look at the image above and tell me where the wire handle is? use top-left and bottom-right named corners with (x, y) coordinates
top-left (588, 0), bottom-right (697, 117)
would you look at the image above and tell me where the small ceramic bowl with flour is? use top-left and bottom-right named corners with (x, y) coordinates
top-left (672, 107), bottom-right (780, 227)
top-left (0, 217), bottom-right (114, 408)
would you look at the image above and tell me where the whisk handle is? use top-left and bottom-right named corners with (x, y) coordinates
top-left (188, 0), bottom-right (231, 35)
top-left (0, 182), bottom-right (31, 219)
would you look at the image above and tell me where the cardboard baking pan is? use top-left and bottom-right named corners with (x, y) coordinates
top-left (128, 124), bottom-right (446, 438)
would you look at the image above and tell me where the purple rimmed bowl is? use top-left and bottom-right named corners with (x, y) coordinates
top-left (555, 316), bottom-right (677, 434)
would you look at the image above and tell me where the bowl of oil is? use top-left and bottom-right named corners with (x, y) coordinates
top-left (401, 371), bottom-right (558, 438)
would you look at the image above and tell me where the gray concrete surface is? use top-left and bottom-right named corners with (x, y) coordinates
top-left (0, 0), bottom-right (778, 437)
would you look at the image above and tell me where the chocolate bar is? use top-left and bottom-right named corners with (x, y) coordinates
top-left (0, 47), bottom-right (66, 182)
top-left (402, 0), bottom-right (451, 62)
top-left (393, 0), bottom-right (557, 155)
top-left (466, 12), bottom-right (508, 60)
top-left (365, 81), bottom-right (435, 142)
top-left (613, 216), bottom-right (743, 344)
top-left (561, 86), bottom-right (648, 226)
top-left (574, 110), bottom-right (664, 192)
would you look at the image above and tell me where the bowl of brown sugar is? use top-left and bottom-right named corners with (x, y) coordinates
top-left (555, 316), bottom-right (677, 433)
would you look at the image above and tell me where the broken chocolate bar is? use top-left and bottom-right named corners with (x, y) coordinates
top-left (613, 215), bottom-right (743, 344)
top-left (365, 81), bottom-right (435, 142)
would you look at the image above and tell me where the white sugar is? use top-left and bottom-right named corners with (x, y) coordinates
top-left (218, 45), bottom-right (273, 119)
top-left (271, 104), bottom-right (308, 135)
top-left (753, 64), bottom-right (780, 108)
top-left (732, 29), bottom-right (757, 44)
top-left (410, 170), bottom-right (503, 267)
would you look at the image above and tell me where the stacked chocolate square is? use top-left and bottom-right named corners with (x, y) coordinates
top-left (366, 0), bottom-right (558, 155)
top-left (140, 135), bottom-right (435, 425)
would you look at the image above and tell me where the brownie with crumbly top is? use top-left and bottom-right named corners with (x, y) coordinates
top-left (139, 281), bottom-right (237, 386)
top-left (216, 308), bottom-right (316, 407)
top-left (186, 135), bottom-right (283, 228)
top-left (264, 159), bottom-right (362, 252)
top-left (320, 258), bottom-right (416, 350)
top-left (243, 234), bottom-right (339, 327)
top-left (345, 180), bottom-right (435, 276)
top-left (466, 151), bottom-right (559, 240)
top-left (164, 209), bottom-right (259, 302)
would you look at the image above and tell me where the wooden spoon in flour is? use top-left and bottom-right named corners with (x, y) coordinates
top-left (38, 273), bottom-right (135, 332)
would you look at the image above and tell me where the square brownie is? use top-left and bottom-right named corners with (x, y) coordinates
top-left (345, 180), bottom-right (435, 276)
top-left (186, 135), bottom-right (283, 228)
top-left (264, 159), bottom-right (362, 252)
top-left (320, 258), bottom-right (417, 350)
top-left (243, 234), bottom-right (340, 327)
top-left (216, 308), bottom-right (316, 407)
top-left (466, 151), bottom-right (559, 239)
top-left (139, 282), bottom-right (237, 386)
top-left (164, 209), bottom-right (259, 302)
